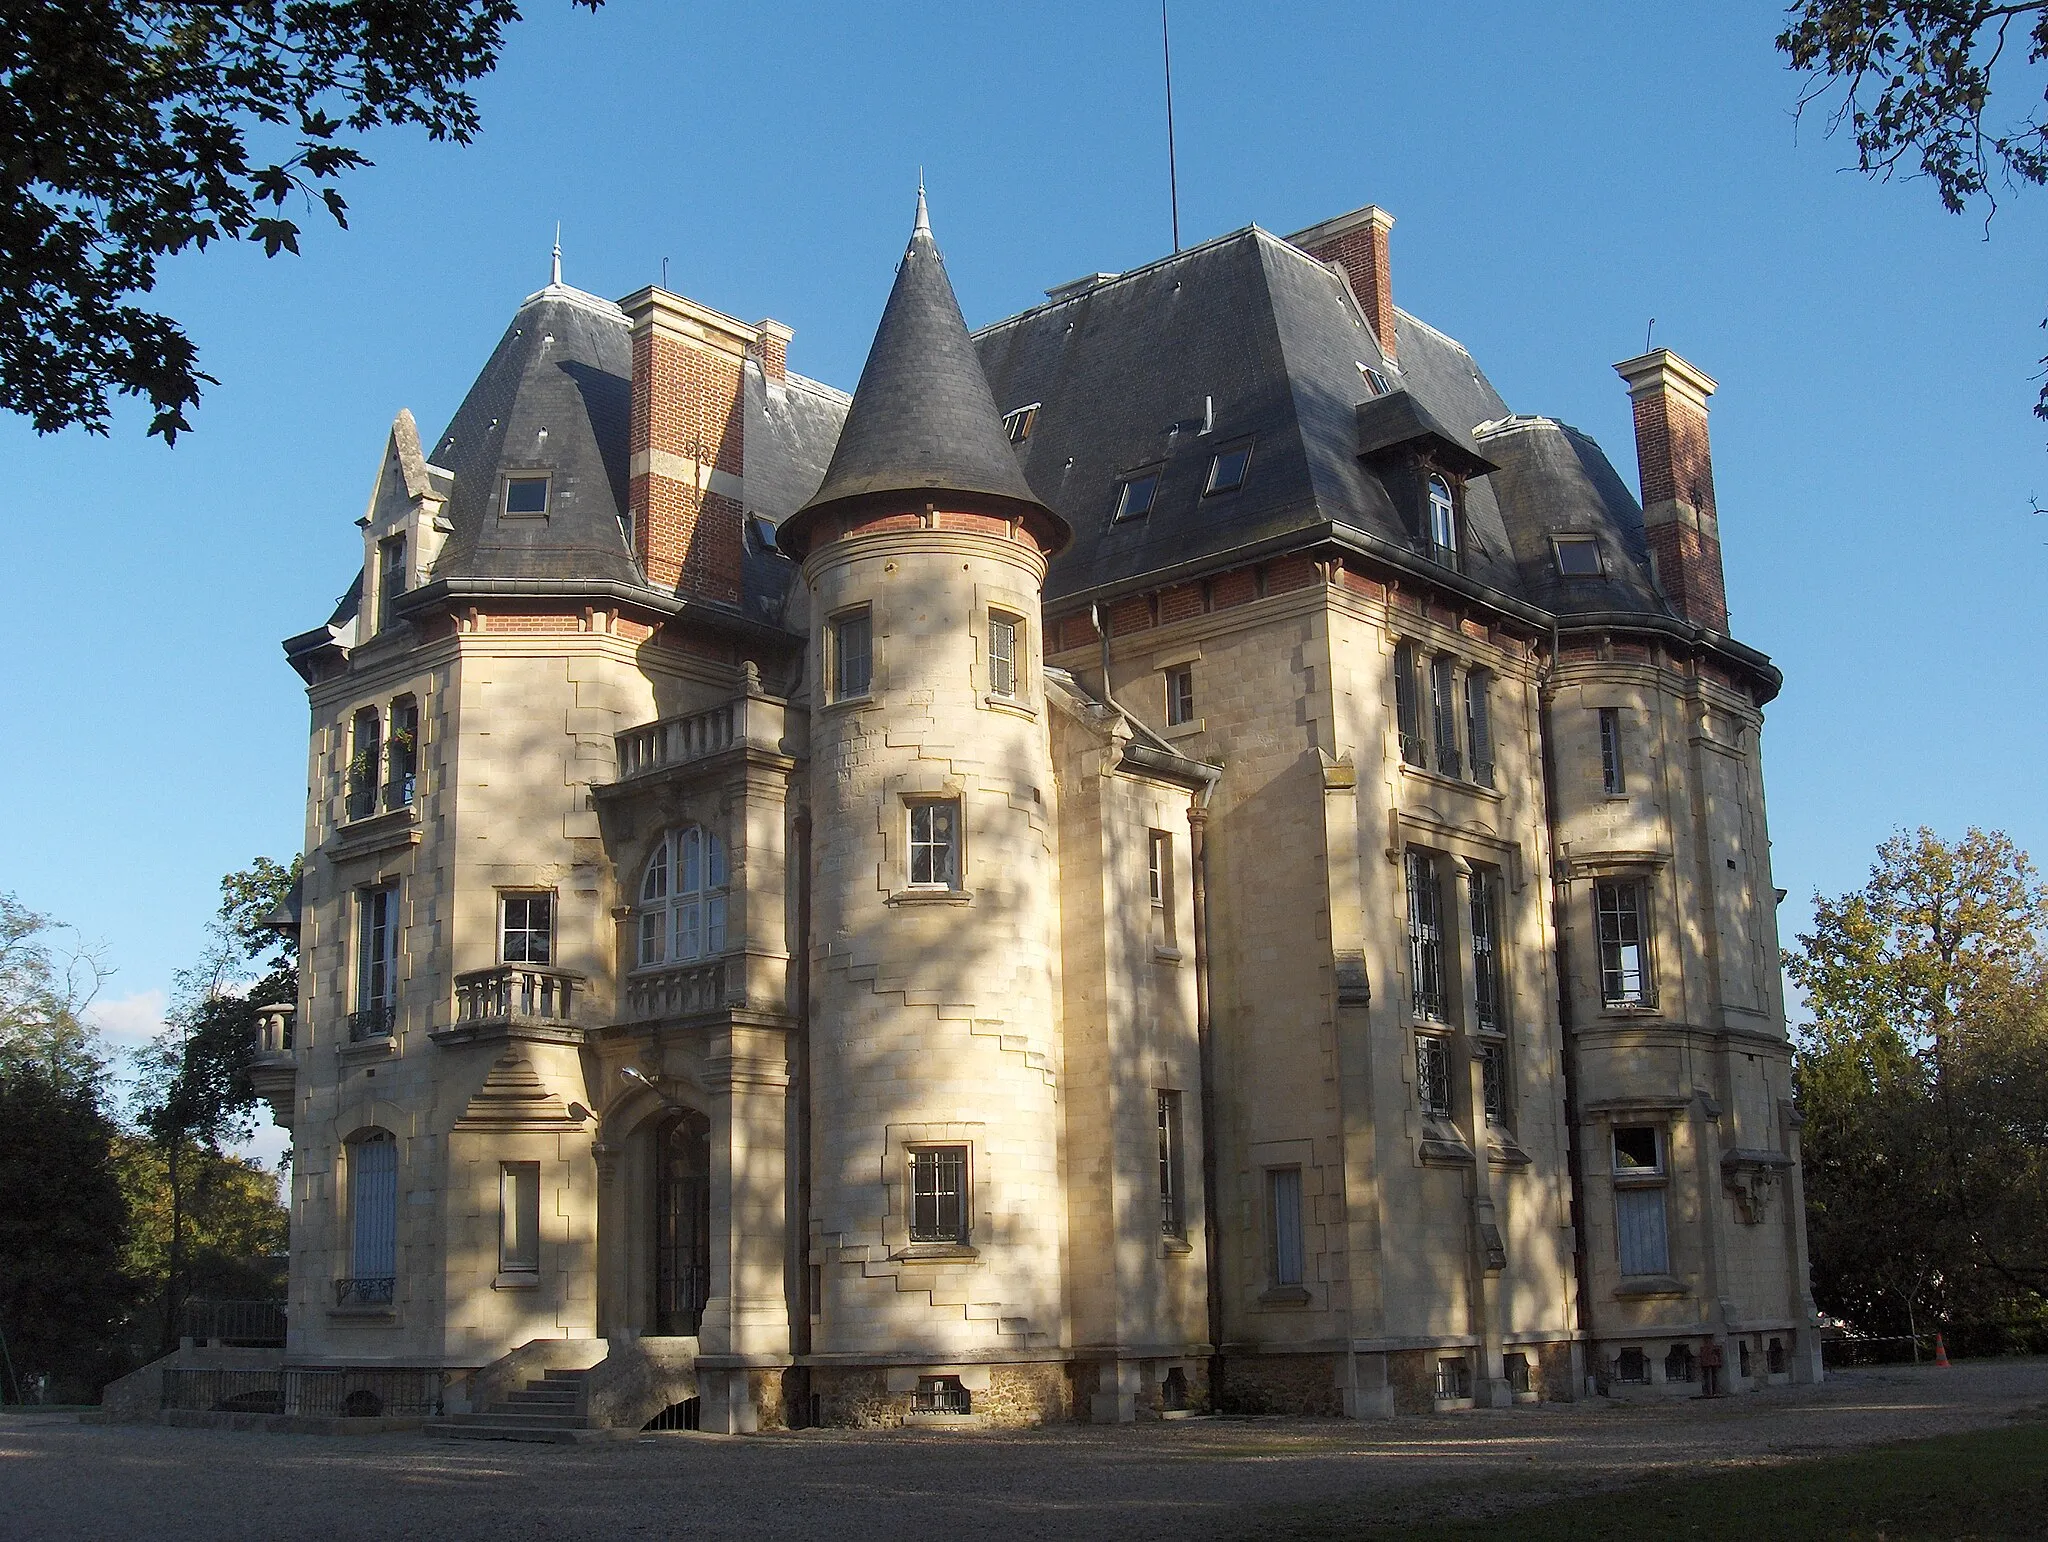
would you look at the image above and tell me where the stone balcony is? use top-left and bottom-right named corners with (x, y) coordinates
top-left (434, 965), bottom-right (588, 1047)
top-left (611, 682), bottom-right (801, 787)
top-left (250, 1004), bottom-right (297, 1130)
top-left (622, 959), bottom-right (733, 1024)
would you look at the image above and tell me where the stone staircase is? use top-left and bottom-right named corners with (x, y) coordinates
top-left (430, 1367), bottom-right (621, 1443)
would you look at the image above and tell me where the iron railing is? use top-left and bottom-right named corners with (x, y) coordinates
top-left (161, 1366), bottom-right (443, 1418)
top-left (453, 965), bottom-right (581, 1027)
top-left (334, 1276), bottom-right (395, 1307)
top-left (181, 1299), bottom-right (287, 1346)
top-left (348, 1002), bottom-right (395, 1041)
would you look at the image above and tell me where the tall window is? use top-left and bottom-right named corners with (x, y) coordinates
top-left (1613, 1126), bottom-right (1670, 1276)
top-left (500, 1162), bottom-right (540, 1274)
top-left (346, 1131), bottom-right (398, 1302)
top-left (1470, 866), bottom-right (1502, 1032)
top-left (1427, 475), bottom-right (1459, 566)
top-left (386, 696), bottom-right (418, 809)
top-left (1430, 655), bottom-right (1461, 778)
top-left (1600, 707), bottom-right (1626, 794)
top-left (377, 534), bottom-right (408, 632)
top-left (1267, 1168), bottom-right (1304, 1288)
top-left (908, 800), bottom-right (961, 889)
top-left (1393, 642), bottom-right (1425, 767)
top-left (1416, 1035), bottom-right (1452, 1119)
top-left (909, 1146), bottom-right (968, 1244)
top-left (1165, 664), bottom-right (1195, 727)
top-left (1465, 670), bottom-right (1495, 788)
top-left (988, 612), bottom-right (1020, 699)
top-left (1596, 878), bottom-right (1652, 1007)
top-left (347, 707), bottom-right (382, 821)
top-left (1157, 1091), bottom-right (1185, 1238)
top-left (1148, 830), bottom-right (1171, 907)
top-left (637, 827), bottom-right (728, 967)
top-left (501, 892), bottom-right (553, 965)
top-left (352, 886), bottom-right (397, 1040)
top-left (1405, 849), bottom-right (1446, 1021)
top-left (832, 610), bottom-right (872, 700)
top-left (1481, 1042), bottom-right (1507, 1124)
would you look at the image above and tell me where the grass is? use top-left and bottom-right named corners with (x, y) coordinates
top-left (1236, 1419), bottom-right (2048, 1541)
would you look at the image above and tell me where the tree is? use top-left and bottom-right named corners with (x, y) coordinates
top-left (112, 1135), bottom-right (286, 1356)
top-left (135, 855), bottom-right (298, 1348)
top-left (2, 1), bottom-right (601, 443)
top-left (0, 1066), bottom-right (132, 1401)
top-left (1779, 4), bottom-right (2048, 427)
top-left (1788, 827), bottom-right (2048, 1339)
top-left (0, 891), bottom-right (109, 1093)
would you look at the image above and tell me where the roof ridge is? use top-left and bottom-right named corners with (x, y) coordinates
top-left (517, 282), bottom-right (628, 325)
top-left (972, 223), bottom-right (1265, 339)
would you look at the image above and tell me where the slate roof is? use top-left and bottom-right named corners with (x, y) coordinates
top-left (788, 194), bottom-right (1059, 547)
top-left (972, 226), bottom-right (1681, 629)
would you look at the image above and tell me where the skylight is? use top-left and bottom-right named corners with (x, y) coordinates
top-left (1555, 536), bottom-right (1603, 576)
top-left (1358, 363), bottom-right (1391, 396)
top-left (1114, 470), bottom-right (1161, 522)
top-left (1003, 403), bottom-right (1041, 444)
top-left (505, 475), bottom-right (550, 516)
top-left (1204, 446), bottom-right (1250, 496)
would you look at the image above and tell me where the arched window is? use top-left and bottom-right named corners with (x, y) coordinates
top-left (1427, 475), bottom-right (1458, 565)
top-left (638, 827), bottom-right (728, 968)
top-left (343, 1129), bottom-right (398, 1305)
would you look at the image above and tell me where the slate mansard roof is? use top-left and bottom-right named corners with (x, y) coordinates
top-left (321, 218), bottom-right (1773, 683)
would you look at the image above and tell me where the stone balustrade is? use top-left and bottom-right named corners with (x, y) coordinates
top-left (612, 688), bottom-right (797, 784)
top-left (453, 965), bottom-right (584, 1028)
top-left (623, 959), bottom-right (729, 1022)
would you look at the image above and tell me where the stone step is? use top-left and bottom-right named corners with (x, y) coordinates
top-left (426, 1421), bottom-right (626, 1445)
top-left (540, 1368), bottom-right (591, 1384)
top-left (505, 1388), bottom-right (581, 1409)
top-left (446, 1409), bottom-right (589, 1430)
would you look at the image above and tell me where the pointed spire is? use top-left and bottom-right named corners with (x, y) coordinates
top-left (784, 185), bottom-right (1066, 558)
top-left (551, 222), bottom-right (562, 287)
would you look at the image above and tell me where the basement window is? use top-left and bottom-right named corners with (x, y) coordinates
top-left (504, 475), bottom-right (550, 516)
top-left (1204, 445), bottom-right (1251, 496)
top-left (1003, 403), bottom-right (1040, 444)
top-left (1113, 469), bottom-right (1162, 522)
top-left (1554, 535), bottom-right (1603, 576)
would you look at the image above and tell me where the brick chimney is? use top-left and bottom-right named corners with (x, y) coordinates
top-left (754, 318), bottom-right (793, 385)
top-left (1613, 349), bottom-right (1727, 632)
top-left (620, 286), bottom-right (754, 604)
top-left (1287, 204), bottom-right (1398, 363)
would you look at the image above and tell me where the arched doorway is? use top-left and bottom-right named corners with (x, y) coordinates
top-left (654, 1109), bottom-right (711, 1336)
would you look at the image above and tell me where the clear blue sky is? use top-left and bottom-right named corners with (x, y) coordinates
top-left (6, 1), bottom-right (2044, 1098)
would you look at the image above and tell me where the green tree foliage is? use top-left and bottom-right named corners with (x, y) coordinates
top-left (1780, 4), bottom-right (2048, 426)
top-left (113, 1137), bottom-right (286, 1324)
top-left (0, 1067), bottom-right (131, 1400)
top-left (2, 1), bottom-right (602, 443)
top-left (1789, 828), bottom-right (2048, 1338)
top-left (0, 891), bottom-right (109, 1092)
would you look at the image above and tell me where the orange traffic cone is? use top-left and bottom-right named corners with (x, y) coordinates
top-left (1933, 1332), bottom-right (1952, 1368)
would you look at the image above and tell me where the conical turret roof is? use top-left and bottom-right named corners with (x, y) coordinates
top-left (782, 191), bottom-right (1065, 556)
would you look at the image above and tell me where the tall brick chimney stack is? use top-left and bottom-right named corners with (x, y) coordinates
top-left (1287, 204), bottom-right (1398, 363)
top-left (1613, 348), bottom-right (1728, 633)
top-left (621, 286), bottom-right (754, 605)
top-left (753, 319), bottom-right (793, 385)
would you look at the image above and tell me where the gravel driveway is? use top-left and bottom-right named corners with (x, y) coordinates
top-left (4, 1360), bottom-right (2043, 1541)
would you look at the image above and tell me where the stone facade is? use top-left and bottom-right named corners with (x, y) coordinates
top-left (261, 196), bottom-right (1819, 1434)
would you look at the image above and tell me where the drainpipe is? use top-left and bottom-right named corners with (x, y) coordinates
top-left (1188, 774), bottom-right (1226, 1411)
top-left (1536, 621), bottom-right (1595, 1391)
top-left (791, 808), bottom-right (814, 1423)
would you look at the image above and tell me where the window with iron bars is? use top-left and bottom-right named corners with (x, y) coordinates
top-left (1416, 1034), bottom-right (1452, 1120)
top-left (1157, 1090), bottom-right (1185, 1238)
top-left (1434, 1356), bottom-right (1473, 1400)
top-left (1600, 707), bottom-right (1626, 794)
top-left (909, 1146), bottom-right (968, 1244)
top-left (1405, 849), bottom-right (1446, 1021)
top-left (988, 612), bottom-right (1020, 699)
top-left (913, 1375), bottom-right (971, 1414)
top-left (1470, 866), bottom-right (1502, 1032)
top-left (1481, 1041), bottom-right (1507, 1124)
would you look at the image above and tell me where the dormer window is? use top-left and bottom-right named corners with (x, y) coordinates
top-left (1113, 469), bottom-right (1161, 522)
top-left (504, 475), bottom-right (550, 516)
top-left (377, 534), bottom-right (408, 632)
top-left (1554, 535), bottom-right (1602, 576)
top-left (1359, 364), bottom-right (1391, 396)
top-left (1204, 445), bottom-right (1251, 496)
top-left (1427, 475), bottom-right (1459, 567)
top-left (1003, 404), bottom-right (1040, 444)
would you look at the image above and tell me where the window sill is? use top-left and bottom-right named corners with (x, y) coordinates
top-left (338, 1034), bottom-right (398, 1064)
top-left (1398, 763), bottom-right (1505, 803)
top-left (886, 888), bottom-right (973, 907)
top-left (1161, 718), bottom-right (1205, 741)
top-left (1419, 1135), bottom-right (1476, 1167)
top-left (891, 1244), bottom-right (980, 1265)
top-left (493, 1272), bottom-right (541, 1290)
top-left (327, 1304), bottom-right (397, 1322)
top-left (981, 694), bottom-right (1036, 720)
top-left (1153, 945), bottom-right (1183, 964)
top-left (1600, 1002), bottom-right (1662, 1018)
top-left (823, 693), bottom-right (876, 713)
top-left (1614, 1275), bottom-right (1688, 1300)
top-left (1487, 1135), bottom-right (1534, 1168)
top-left (1258, 1285), bottom-right (1313, 1308)
top-left (1161, 1236), bottom-right (1193, 1258)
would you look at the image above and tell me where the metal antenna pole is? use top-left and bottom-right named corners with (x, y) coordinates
top-left (1163, 1), bottom-right (1181, 253)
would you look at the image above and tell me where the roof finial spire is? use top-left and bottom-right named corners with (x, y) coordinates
top-left (914, 171), bottom-right (930, 237)
top-left (551, 222), bottom-right (562, 287)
